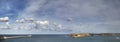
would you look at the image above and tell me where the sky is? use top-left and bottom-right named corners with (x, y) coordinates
top-left (0, 0), bottom-right (120, 34)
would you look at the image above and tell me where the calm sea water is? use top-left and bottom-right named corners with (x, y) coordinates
top-left (0, 35), bottom-right (120, 42)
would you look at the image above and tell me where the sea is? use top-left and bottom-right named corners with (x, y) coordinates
top-left (0, 35), bottom-right (120, 42)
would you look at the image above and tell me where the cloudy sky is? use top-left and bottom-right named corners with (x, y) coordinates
top-left (0, 0), bottom-right (120, 34)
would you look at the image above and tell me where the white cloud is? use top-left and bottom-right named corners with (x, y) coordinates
top-left (36, 20), bottom-right (49, 25)
top-left (18, 0), bottom-right (46, 19)
top-left (46, 0), bottom-right (120, 22)
top-left (71, 22), bottom-right (120, 33)
top-left (17, 0), bottom-right (120, 22)
top-left (0, 17), bottom-right (9, 22)
top-left (1, 0), bottom-right (120, 34)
